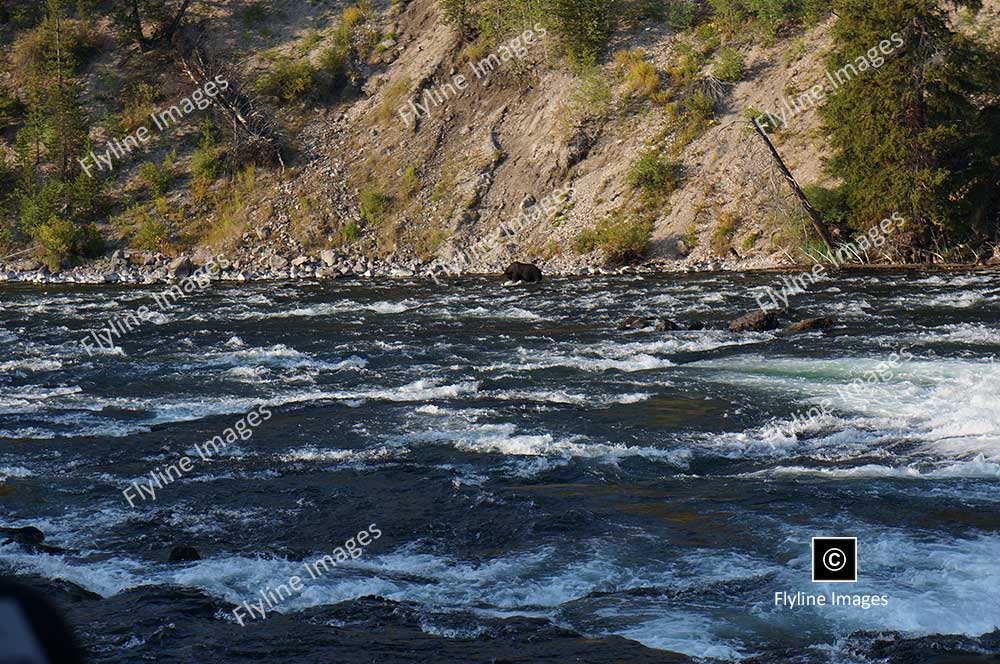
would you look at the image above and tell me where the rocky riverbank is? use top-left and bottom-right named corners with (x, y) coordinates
top-left (0, 249), bottom-right (759, 285)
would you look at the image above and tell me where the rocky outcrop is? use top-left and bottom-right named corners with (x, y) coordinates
top-left (0, 526), bottom-right (65, 554)
top-left (783, 317), bottom-right (835, 333)
top-left (167, 256), bottom-right (193, 279)
top-left (729, 310), bottom-right (782, 333)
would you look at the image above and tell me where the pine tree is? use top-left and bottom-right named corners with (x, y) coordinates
top-left (546, 0), bottom-right (615, 65)
top-left (10, 0), bottom-right (104, 268)
top-left (820, 0), bottom-right (1000, 256)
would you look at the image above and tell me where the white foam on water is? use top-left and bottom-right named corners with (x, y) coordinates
top-left (277, 445), bottom-right (403, 465)
top-left (751, 456), bottom-right (1000, 480)
top-left (618, 613), bottom-right (748, 660)
top-left (224, 366), bottom-right (272, 382)
top-left (241, 300), bottom-right (420, 319)
top-left (491, 389), bottom-right (653, 406)
top-left (695, 354), bottom-right (1000, 473)
top-left (0, 359), bottom-right (63, 373)
top-left (901, 323), bottom-right (1000, 346)
top-left (0, 465), bottom-right (33, 482)
top-left (768, 527), bottom-right (1000, 641)
top-left (393, 422), bottom-right (688, 469)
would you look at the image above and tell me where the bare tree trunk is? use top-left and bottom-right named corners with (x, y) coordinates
top-left (750, 120), bottom-right (836, 253)
top-left (158, 0), bottom-right (193, 44)
top-left (128, 0), bottom-right (147, 52)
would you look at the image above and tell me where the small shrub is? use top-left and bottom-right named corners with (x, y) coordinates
top-left (783, 37), bottom-right (806, 65)
top-left (548, 0), bottom-right (613, 65)
top-left (570, 65), bottom-right (612, 122)
top-left (191, 127), bottom-right (224, 188)
top-left (713, 47), bottom-right (746, 83)
top-left (237, 2), bottom-right (269, 29)
top-left (341, 6), bottom-right (365, 28)
top-left (31, 215), bottom-right (102, 271)
top-left (139, 151), bottom-right (176, 197)
top-left (614, 49), bottom-right (660, 100)
top-left (684, 90), bottom-right (716, 123)
top-left (376, 75), bottom-right (411, 124)
top-left (320, 44), bottom-right (350, 85)
top-left (401, 166), bottom-right (421, 198)
top-left (256, 58), bottom-right (315, 103)
top-left (744, 106), bottom-right (780, 133)
top-left (626, 61), bottom-right (660, 99)
top-left (296, 29), bottom-right (323, 56)
top-left (803, 184), bottom-right (850, 231)
top-left (710, 211), bottom-right (740, 255)
top-left (118, 82), bottom-right (158, 135)
top-left (0, 91), bottom-right (26, 130)
top-left (131, 206), bottom-right (170, 253)
top-left (627, 150), bottom-right (683, 201)
top-left (338, 221), bottom-right (360, 244)
top-left (359, 188), bottom-right (391, 225)
top-left (572, 211), bottom-right (653, 265)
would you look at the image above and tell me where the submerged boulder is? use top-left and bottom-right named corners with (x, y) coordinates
top-left (783, 317), bottom-right (835, 334)
top-left (0, 526), bottom-right (64, 554)
top-left (619, 316), bottom-right (651, 331)
top-left (729, 310), bottom-right (781, 333)
top-left (654, 319), bottom-right (683, 332)
top-left (0, 526), bottom-right (45, 549)
top-left (503, 262), bottom-right (543, 284)
top-left (168, 546), bottom-right (201, 563)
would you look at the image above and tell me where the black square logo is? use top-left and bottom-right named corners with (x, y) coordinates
top-left (812, 537), bottom-right (857, 583)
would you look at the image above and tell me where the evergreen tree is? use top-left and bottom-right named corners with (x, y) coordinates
top-left (821, 0), bottom-right (1000, 255)
top-left (10, 0), bottom-right (105, 268)
top-left (545, 0), bottom-right (615, 64)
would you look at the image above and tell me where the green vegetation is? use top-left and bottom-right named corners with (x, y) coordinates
top-left (819, 0), bottom-right (1000, 258)
top-left (190, 123), bottom-right (226, 200)
top-left (713, 47), bottom-right (746, 83)
top-left (710, 211), bottom-right (740, 255)
top-left (5, 0), bottom-right (107, 268)
top-left (32, 214), bottom-right (102, 272)
top-left (359, 188), bottom-right (392, 226)
top-left (572, 211), bottom-right (653, 265)
top-left (338, 221), bottom-right (361, 244)
top-left (627, 150), bottom-right (683, 202)
top-left (615, 49), bottom-right (661, 100)
top-left (256, 57), bottom-right (316, 103)
top-left (569, 65), bottom-right (613, 123)
top-left (139, 151), bottom-right (176, 197)
top-left (115, 204), bottom-right (171, 253)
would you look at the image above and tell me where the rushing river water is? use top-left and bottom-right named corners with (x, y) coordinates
top-left (1, 271), bottom-right (998, 663)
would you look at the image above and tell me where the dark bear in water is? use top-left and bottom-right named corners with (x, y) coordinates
top-left (504, 262), bottom-right (543, 284)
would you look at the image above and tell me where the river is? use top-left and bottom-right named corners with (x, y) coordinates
top-left (1, 270), bottom-right (998, 662)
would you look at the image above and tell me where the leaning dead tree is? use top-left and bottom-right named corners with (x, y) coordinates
top-left (175, 30), bottom-right (285, 169)
top-left (117, 0), bottom-right (195, 52)
top-left (747, 119), bottom-right (836, 252)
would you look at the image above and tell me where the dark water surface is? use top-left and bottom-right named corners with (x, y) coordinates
top-left (1, 271), bottom-right (998, 662)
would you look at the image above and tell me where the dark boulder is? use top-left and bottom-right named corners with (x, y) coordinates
top-left (1, 526), bottom-right (45, 549)
top-left (168, 546), bottom-right (201, 563)
top-left (503, 262), bottom-right (543, 284)
top-left (729, 310), bottom-right (781, 333)
top-left (654, 319), bottom-right (683, 332)
top-left (618, 316), bottom-right (649, 331)
top-left (687, 321), bottom-right (706, 331)
top-left (783, 317), bottom-right (835, 334)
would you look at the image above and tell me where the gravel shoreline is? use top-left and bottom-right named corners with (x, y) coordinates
top-left (0, 250), bottom-right (992, 285)
top-left (0, 250), bottom-right (753, 285)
